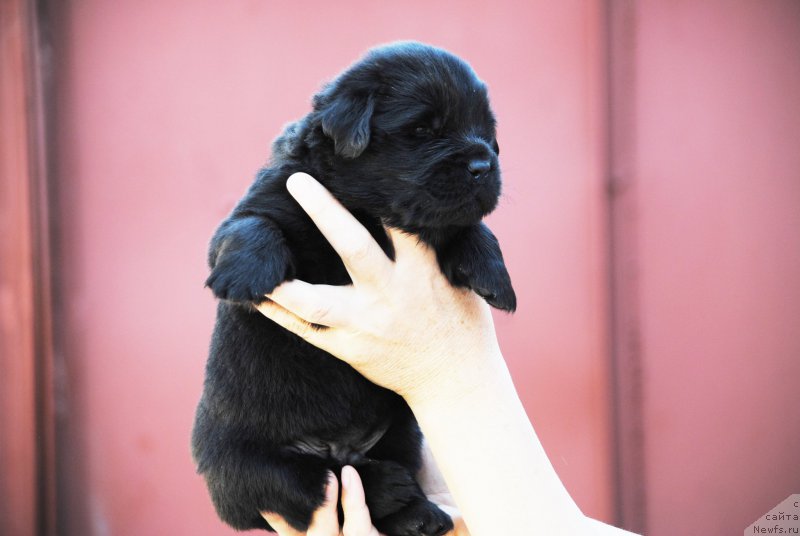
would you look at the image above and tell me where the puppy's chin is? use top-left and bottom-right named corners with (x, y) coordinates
top-left (388, 185), bottom-right (499, 230)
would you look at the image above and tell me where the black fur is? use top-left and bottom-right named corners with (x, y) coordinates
top-left (192, 42), bottom-right (516, 536)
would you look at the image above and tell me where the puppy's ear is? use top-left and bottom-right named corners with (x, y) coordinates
top-left (317, 89), bottom-right (375, 159)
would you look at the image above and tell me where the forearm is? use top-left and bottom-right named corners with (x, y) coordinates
top-left (409, 350), bottom-right (637, 536)
top-left (407, 349), bottom-right (582, 535)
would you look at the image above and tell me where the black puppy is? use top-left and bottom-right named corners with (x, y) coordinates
top-left (192, 42), bottom-right (515, 536)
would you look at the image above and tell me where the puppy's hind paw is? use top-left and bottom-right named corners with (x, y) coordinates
top-left (375, 499), bottom-right (453, 536)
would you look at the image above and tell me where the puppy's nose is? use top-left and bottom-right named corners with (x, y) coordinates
top-left (468, 159), bottom-right (492, 180)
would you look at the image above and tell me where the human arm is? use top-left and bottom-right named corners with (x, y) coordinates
top-left (256, 172), bottom-right (638, 535)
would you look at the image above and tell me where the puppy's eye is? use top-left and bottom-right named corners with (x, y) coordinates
top-left (414, 125), bottom-right (434, 137)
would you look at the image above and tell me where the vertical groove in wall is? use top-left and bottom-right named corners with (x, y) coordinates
top-left (0, 0), bottom-right (56, 534)
top-left (28, 0), bottom-right (57, 533)
top-left (605, 0), bottom-right (647, 533)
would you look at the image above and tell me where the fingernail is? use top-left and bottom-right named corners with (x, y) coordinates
top-left (341, 465), bottom-right (354, 488)
top-left (286, 172), bottom-right (316, 195)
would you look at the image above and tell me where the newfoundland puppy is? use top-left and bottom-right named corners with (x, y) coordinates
top-left (192, 42), bottom-right (515, 536)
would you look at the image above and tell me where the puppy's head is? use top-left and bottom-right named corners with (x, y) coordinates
top-left (310, 42), bottom-right (501, 231)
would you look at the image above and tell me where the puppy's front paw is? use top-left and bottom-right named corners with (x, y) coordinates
top-left (375, 499), bottom-right (453, 536)
top-left (206, 244), bottom-right (294, 303)
top-left (456, 258), bottom-right (516, 312)
top-left (439, 224), bottom-right (516, 312)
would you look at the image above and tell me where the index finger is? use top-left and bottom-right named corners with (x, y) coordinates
top-left (286, 173), bottom-right (392, 286)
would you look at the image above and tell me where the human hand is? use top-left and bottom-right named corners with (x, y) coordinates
top-left (261, 464), bottom-right (468, 536)
top-left (261, 466), bottom-right (381, 536)
top-left (255, 173), bottom-right (503, 405)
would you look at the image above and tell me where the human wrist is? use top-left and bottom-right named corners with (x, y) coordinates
top-left (401, 343), bottom-right (509, 416)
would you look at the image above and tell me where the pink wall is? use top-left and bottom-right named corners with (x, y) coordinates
top-left (50, 1), bottom-right (612, 534)
top-left (0, 2), bottom-right (38, 531)
top-left (633, 2), bottom-right (800, 534)
top-left (44, 1), bottom-right (800, 534)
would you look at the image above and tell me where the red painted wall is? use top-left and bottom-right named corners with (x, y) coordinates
top-left (633, 2), bottom-right (800, 534)
top-left (50, 1), bottom-right (612, 534)
top-left (1, 3), bottom-right (38, 532)
top-left (43, 1), bottom-right (800, 534)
